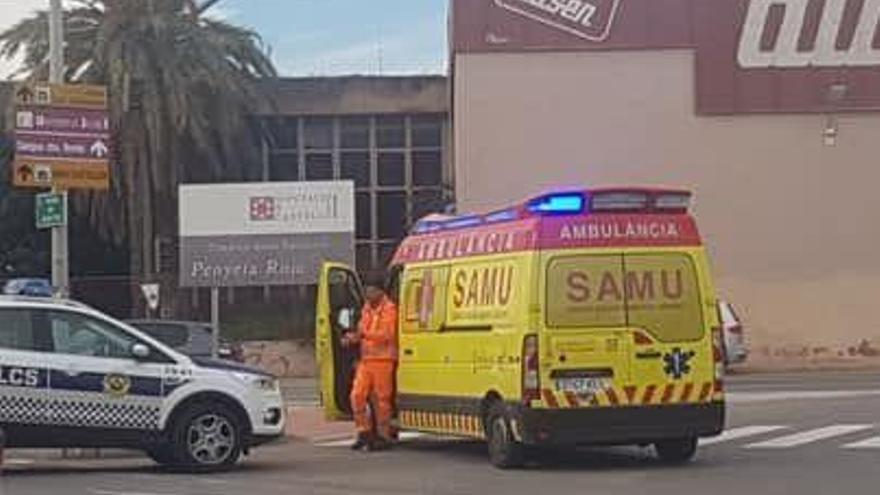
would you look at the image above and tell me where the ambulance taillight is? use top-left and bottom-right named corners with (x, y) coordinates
top-left (712, 304), bottom-right (726, 391)
top-left (522, 335), bottom-right (540, 406)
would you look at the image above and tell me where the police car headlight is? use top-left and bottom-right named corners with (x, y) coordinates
top-left (234, 373), bottom-right (279, 392)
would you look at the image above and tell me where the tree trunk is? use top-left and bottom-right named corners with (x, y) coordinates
top-left (125, 147), bottom-right (143, 318)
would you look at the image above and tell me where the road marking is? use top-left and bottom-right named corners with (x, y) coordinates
top-left (842, 436), bottom-right (880, 449)
top-left (311, 433), bottom-right (358, 444)
top-left (700, 425), bottom-right (788, 446)
top-left (4, 458), bottom-right (35, 465)
top-left (315, 431), bottom-right (427, 447)
top-left (746, 424), bottom-right (874, 448)
top-left (313, 424), bottom-right (880, 451)
top-left (728, 390), bottom-right (880, 404)
top-left (92, 490), bottom-right (180, 495)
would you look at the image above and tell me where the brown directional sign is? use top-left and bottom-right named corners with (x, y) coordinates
top-left (14, 160), bottom-right (109, 190)
top-left (13, 83), bottom-right (111, 190)
top-left (15, 83), bottom-right (107, 109)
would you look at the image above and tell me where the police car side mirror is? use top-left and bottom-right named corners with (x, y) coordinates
top-left (131, 343), bottom-right (151, 360)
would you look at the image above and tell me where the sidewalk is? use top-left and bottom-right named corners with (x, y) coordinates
top-left (280, 379), bottom-right (354, 442)
top-left (286, 405), bottom-right (353, 443)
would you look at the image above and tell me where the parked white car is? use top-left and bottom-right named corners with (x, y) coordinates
top-left (0, 296), bottom-right (285, 470)
top-left (719, 300), bottom-right (748, 365)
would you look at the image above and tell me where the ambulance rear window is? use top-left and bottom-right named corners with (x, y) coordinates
top-left (545, 253), bottom-right (704, 342)
top-left (624, 254), bottom-right (704, 342)
top-left (546, 255), bottom-right (626, 328)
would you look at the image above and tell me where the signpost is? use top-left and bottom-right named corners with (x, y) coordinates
top-left (9, 0), bottom-right (113, 299)
top-left (13, 83), bottom-right (111, 190)
top-left (35, 192), bottom-right (66, 230)
top-left (140, 283), bottom-right (161, 318)
top-left (179, 181), bottom-right (356, 357)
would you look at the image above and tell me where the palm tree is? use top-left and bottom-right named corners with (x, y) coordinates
top-left (0, 0), bottom-right (276, 307)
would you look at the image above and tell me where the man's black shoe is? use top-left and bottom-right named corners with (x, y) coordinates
top-left (351, 433), bottom-right (371, 451)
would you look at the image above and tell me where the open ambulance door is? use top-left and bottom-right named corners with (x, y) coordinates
top-left (316, 262), bottom-right (364, 421)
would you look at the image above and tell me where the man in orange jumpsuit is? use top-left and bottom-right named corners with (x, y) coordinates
top-left (342, 279), bottom-right (398, 451)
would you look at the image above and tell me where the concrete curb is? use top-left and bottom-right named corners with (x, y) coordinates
top-left (729, 362), bottom-right (880, 375)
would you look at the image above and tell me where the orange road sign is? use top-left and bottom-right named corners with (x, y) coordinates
top-left (13, 159), bottom-right (109, 190)
top-left (15, 83), bottom-right (108, 109)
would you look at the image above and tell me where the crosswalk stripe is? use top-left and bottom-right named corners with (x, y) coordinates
top-left (746, 424), bottom-right (874, 448)
top-left (700, 425), bottom-right (788, 446)
top-left (316, 438), bottom-right (357, 448)
top-left (842, 436), bottom-right (880, 449)
top-left (314, 425), bottom-right (880, 450)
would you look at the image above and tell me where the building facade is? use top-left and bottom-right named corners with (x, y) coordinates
top-left (451, 0), bottom-right (880, 352)
top-left (260, 76), bottom-right (451, 275)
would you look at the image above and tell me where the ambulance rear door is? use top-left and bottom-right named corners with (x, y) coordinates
top-left (543, 253), bottom-right (632, 407)
top-left (624, 251), bottom-right (715, 406)
top-left (316, 263), bottom-right (363, 420)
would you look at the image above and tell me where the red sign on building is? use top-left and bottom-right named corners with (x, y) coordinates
top-left (451, 0), bottom-right (880, 114)
top-left (492, 0), bottom-right (622, 41)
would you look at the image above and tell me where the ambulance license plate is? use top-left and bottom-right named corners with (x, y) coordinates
top-left (555, 377), bottom-right (608, 395)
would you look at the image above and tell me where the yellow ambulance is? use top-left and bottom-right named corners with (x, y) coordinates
top-left (316, 187), bottom-right (725, 468)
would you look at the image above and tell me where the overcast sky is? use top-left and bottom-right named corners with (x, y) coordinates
top-left (0, 0), bottom-right (449, 79)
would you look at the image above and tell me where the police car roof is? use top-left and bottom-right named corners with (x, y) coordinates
top-left (0, 295), bottom-right (91, 310)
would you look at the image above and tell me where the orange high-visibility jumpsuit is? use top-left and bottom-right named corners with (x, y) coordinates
top-left (350, 297), bottom-right (398, 440)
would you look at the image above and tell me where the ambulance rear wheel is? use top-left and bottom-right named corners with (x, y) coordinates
top-left (486, 402), bottom-right (525, 469)
top-left (170, 402), bottom-right (243, 471)
top-left (654, 436), bottom-right (698, 464)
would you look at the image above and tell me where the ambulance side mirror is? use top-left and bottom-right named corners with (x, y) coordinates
top-left (337, 308), bottom-right (354, 331)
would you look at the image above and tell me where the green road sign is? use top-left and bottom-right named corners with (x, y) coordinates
top-left (36, 192), bottom-right (66, 229)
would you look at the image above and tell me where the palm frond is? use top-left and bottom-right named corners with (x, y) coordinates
top-left (0, 0), bottom-right (278, 279)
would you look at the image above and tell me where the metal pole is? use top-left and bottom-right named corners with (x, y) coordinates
top-left (49, 0), bottom-right (62, 83)
top-left (210, 288), bottom-right (220, 359)
top-left (49, 0), bottom-right (69, 298)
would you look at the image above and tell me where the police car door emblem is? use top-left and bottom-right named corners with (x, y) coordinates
top-left (663, 348), bottom-right (695, 380)
top-left (103, 374), bottom-right (132, 397)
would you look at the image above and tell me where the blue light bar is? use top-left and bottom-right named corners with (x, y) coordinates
top-left (527, 193), bottom-right (585, 214)
top-left (484, 208), bottom-right (519, 224)
top-left (445, 215), bottom-right (484, 229)
top-left (411, 222), bottom-right (441, 234)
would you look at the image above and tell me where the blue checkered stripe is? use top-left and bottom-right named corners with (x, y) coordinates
top-left (0, 387), bottom-right (162, 431)
top-left (0, 368), bottom-right (168, 431)
top-left (0, 388), bottom-right (48, 424)
top-left (46, 391), bottom-right (161, 430)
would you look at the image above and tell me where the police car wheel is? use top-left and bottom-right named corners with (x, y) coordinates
top-left (654, 436), bottom-right (698, 464)
top-left (171, 403), bottom-right (243, 470)
top-left (486, 402), bottom-right (524, 469)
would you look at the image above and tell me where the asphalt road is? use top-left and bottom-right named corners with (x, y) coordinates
top-left (3, 371), bottom-right (879, 495)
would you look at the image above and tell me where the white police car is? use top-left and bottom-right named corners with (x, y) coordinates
top-left (0, 296), bottom-right (285, 470)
